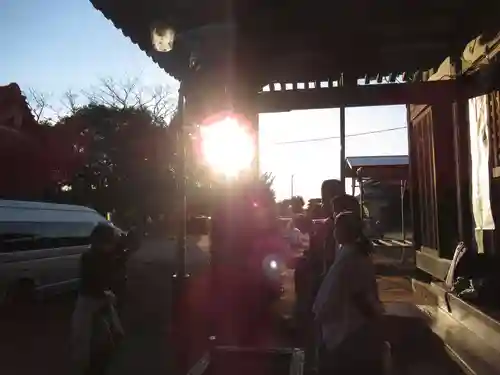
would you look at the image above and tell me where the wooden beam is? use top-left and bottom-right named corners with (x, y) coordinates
top-left (407, 104), bottom-right (421, 252)
top-left (257, 79), bottom-right (463, 112)
top-left (258, 69), bottom-right (500, 112)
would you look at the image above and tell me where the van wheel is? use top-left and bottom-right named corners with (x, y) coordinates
top-left (5, 279), bottom-right (36, 310)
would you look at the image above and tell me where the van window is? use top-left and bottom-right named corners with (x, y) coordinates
top-left (0, 222), bottom-right (96, 252)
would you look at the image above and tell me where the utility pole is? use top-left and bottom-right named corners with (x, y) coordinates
top-left (291, 174), bottom-right (295, 198)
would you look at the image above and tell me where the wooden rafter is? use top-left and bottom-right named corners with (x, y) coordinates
top-left (256, 72), bottom-right (500, 111)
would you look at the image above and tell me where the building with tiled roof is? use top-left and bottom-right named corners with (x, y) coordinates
top-left (0, 83), bottom-right (83, 199)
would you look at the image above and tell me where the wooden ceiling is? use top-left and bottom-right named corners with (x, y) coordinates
top-left (90, 0), bottom-right (499, 86)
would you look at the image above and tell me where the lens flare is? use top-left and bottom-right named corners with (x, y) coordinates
top-left (200, 116), bottom-right (255, 177)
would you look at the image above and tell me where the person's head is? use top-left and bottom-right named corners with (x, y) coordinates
top-left (331, 194), bottom-right (360, 218)
top-left (333, 211), bottom-right (363, 245)
top-left (321, 179), bottom-right (343, 214)
top-left (90, 223), bottom-right (119, 253)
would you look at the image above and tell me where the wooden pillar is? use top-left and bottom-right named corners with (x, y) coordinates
top-left (250, 110), bottom-right (260, 180)
top-left (451, 57), bottom-right (473, 248)
top-left (234, 78), bottom-right (260, 181)
top-left (401, 180), bottom-right (407, 241)
top-left (175, 84), bottom-right (187, 278)
top-left (357, 168), bottom-right (364, 220)
top-left (407, 104), bottom-right (421, 250)
top-left (433, 104), bottom-right (460, 258)
top-left (339, 75), bottom-right (346, 188)
top-left (340, 75), bottom-right (358, 190)
top-left (171, 82), bottom-right (191, 375)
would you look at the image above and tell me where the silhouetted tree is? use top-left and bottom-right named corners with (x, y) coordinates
top-left (260, 172), bottom-right (276, 203)
top-left (53, 104), bottom-right (176, 221)
top-left (23, 78), bottom-right (280, 231)
top-left (23, 77), bottom-right (179, 226)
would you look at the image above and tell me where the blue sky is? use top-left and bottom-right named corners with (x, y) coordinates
top-left (1, 0), bottom-right (408, 201)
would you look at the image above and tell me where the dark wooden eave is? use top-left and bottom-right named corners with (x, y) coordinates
top-left (90, 0), bottom-right (500, 86)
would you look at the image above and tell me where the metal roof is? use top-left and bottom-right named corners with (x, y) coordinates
top-left (346, 155), bottom-right (409, 169)
top-left (0, 199), bottom-right (96, 213)
top-left (0, 200), bottom-right (107, 223)
top-left (90, 0), bottom-right (500, 84)
top-left (345, 155), bottom-right (409, 180)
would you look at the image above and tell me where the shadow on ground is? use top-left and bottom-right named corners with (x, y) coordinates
top-left (0, 236), bottom-right (463, 375)
top-left (0, 237), bottom-right (209, 375)
top-left (383, 315), bottom-right (464, 375)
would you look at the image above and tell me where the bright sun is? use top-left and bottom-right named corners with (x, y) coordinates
top-left (200, 116), bottom-right (256, 177)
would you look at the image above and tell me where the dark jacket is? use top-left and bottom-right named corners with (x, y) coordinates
top-left (79, 250), bottom-right (114, 298)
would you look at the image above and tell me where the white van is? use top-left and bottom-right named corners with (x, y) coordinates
top-left (0, 200), bottom-right (114, 303)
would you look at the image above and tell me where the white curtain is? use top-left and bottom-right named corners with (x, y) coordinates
top-left (468, 95), bottom-right (495, 252)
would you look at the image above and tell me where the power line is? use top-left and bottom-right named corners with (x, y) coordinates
top-left (274, 126), bottom-right (406, 145)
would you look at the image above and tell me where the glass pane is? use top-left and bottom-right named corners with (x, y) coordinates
top-left (37, 222), bottom-right (96, 248)
top-left (0, 222), bottom-right (38, 252)
top-left (0, 222), bottom-right (97, 252)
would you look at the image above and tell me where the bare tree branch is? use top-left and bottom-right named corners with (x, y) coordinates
top-left (60, 89), bottom-right (80, 115)
top-left (25, 77), bottom-right (177, 125)
top-left (25, 88), bottom-right (52, 123)
top-left (81, 77), bottom-right (177, 125)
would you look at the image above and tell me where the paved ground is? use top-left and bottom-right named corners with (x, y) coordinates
top-left (0, 235), bottom-right (463, 375)
top-left (376, 277), bottom-right (465, 375)
top-left (0, 236), bottom-right (210, 375)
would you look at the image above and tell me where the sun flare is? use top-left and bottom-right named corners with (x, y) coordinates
top-left (200, 117), bottom-right (255, 177)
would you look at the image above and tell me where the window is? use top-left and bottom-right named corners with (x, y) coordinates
top-left (0, 221), bottom-right (96, 252)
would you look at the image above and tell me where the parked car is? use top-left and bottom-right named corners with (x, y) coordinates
top-left (0, 199), bottom-right (119, 304)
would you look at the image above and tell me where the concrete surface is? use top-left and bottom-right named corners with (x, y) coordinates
top-left (0, 236), bottom-right (462, 375)
top-left (377, 277), bottom-right (465, 375)
top-left (0, 236), bottom-right (210, 375)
